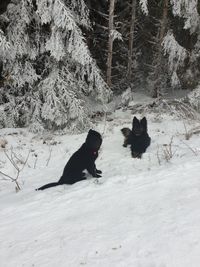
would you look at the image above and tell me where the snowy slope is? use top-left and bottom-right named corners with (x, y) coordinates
top-left (0, 110), bottom-right (200, 267)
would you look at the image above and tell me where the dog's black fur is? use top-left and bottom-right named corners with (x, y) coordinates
top-left (36, 129), bottom-right (102, 190)
top-left (121, 116), bottom-right (151, 158)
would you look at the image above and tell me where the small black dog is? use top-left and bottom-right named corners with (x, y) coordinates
top-left (37, 129), bottom-right (102, 190)
top-left (121, 116), bottom-right (151, 158)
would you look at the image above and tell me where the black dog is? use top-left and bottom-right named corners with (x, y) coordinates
top-left (121, 116), bottom-right (151, 158)
top-left (36, 129), bottom-right (102, 190)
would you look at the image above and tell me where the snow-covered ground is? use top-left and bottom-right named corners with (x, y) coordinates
top-left (0, 109), bottom-right (200, 267)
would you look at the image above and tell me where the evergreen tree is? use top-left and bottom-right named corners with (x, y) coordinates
top-left (0, 0), bottom-right (111, 132)
top-left (168, 0), bottom-right (200, 90)
top-left (87, 0), bottom-right (200, 97)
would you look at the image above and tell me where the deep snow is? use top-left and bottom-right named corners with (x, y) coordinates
top-left (0, 109), bottom-right (200, 267)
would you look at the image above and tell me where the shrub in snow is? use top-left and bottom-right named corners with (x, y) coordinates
top-left (121, 87), bottom-right (133, 106)
top-left (0, 138), bottom-right (7, 148)
top-left (187, 84), bottom-right (200, 111)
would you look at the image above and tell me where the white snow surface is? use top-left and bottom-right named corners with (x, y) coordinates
top-left (0, 109), bottom-right (200, 267)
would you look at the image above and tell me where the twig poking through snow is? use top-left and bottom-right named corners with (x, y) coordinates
top-left (156, 145), bottom-right (161, 166)
top-left (33, 153), bottom-right (38, 169)
top-left (185, 125), bottom-right (200, 140)
top-left (46, 146), bottom-right (52, 167)
top-left (181, 141), bottom-right (198, 156)
top-left (0, 149), bottom-right (30, 192)
top-left (162, 136), bottom-right (176, 162)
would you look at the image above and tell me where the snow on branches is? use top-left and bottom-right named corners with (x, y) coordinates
top-left (139, 0), bottom-right (148, 15)
top-left (162, 31), bottom-right (187, 87)
top-left (0, 30), bottom-right (10, 59)
top-left (0, 0), bottom-right (111, 132)
top-left (170, 0), bottom-right (200, 33)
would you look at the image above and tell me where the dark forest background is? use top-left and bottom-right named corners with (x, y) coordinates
top-left (0, 0), bottom-right (200, 131)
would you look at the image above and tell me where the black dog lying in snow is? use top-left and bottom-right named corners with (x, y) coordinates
top-left (37, 129), bottom-right (102, 190)
top-left (121, 116), bottom-right (151, 158)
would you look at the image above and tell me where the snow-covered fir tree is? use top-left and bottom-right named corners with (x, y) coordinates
top-left (0, 0), bottom-right (111, 132)
top-left (162, 0), bottom-right (200, 90)
top-left (145, 0), bottom-right (200, 97)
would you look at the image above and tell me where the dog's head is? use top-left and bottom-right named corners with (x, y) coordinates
top-left (85, 129), bottom-right (102, 150)
top-left (132, 116), bottom-right (147, 136)
top-left (121, 127), bottom-right (131, 138)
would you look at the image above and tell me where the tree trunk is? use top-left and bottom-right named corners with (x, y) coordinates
top-left (127, 0), bottom-right (137, 80)
top-left (106, 0), bottom-right (115, 87)
top-left (152, 0), bottom-right (169, 98)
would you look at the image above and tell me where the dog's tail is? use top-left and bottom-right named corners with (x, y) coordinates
top-left (121, 127), bottom-right (131, 137)
top-left (36, 182), bottom-right (60, 191)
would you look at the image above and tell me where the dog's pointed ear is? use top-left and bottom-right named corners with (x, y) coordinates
top-left (87, 129), bottom-right (93, 136)
top-left (140, 117), bottom-right (147, 123)
top-left (140, 117), bottom-right (147, 130)
top-left (86, 129), bottom-right (94, 139)
top-left (133, 116), bottom-right (139, 126)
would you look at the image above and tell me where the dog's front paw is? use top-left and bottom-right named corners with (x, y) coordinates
top-left (81, 172), bottom-right (86, 178)
top-left (95, 174), bottom-right (102, 178)
top-left (131, 151), bottom-right (142, 159)
top-left (96, 169), bottom-right (102, 174)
